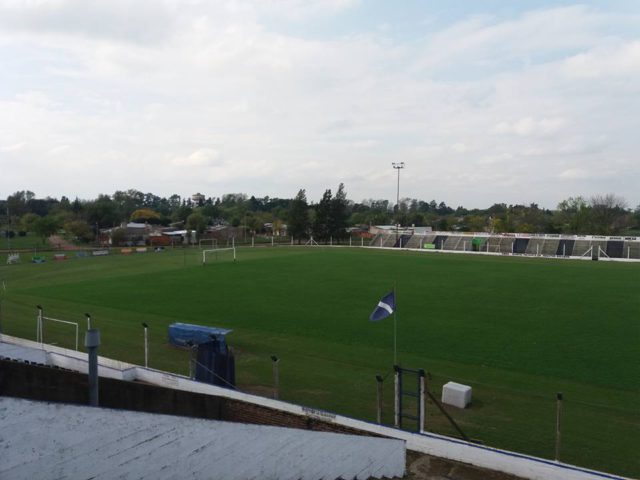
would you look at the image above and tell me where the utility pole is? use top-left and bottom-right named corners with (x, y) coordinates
top-left (392, 162), bottom-right (405, 244)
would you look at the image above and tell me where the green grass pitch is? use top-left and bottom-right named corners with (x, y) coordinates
top-left (0, 247), bottom-right (638, 476)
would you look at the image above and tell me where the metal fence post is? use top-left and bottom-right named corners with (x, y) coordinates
top-left (271, 355), bottom-right (280, 399)
top-left (36, 305), bottom-right (43, 343)
top-left (394, 365), bottom-right (400, 428)
top-left (142, 322), bottom-right (149, 368)
top-left (188, 342), bottom-right (197, 379)
top-left (419, 369), bottom-right (426, 433)
top-left (376, 374), bottom-right (383, 424)
top-left (555, 392), bottom-right (563, 461)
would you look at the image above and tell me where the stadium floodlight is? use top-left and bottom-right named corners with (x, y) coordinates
top-left (142, 322), bottom-right (149, 368)
top-left (392, 162), bottom-right (405, 244)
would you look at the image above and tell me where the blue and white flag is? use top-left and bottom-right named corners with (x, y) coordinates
top-left (369, 291), bottom-right (395, 321)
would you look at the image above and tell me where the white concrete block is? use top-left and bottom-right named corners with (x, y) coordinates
top-left (442, 381), bottom-right (472, 408)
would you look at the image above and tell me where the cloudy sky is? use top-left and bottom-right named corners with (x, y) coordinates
top-left (0, 0), bottom-right (638, 208)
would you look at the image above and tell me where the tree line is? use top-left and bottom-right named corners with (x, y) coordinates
top-left (1, 188), bottom-right (638, 245)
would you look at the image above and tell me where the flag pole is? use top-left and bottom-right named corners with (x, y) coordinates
top-left (393, 283), bottom-right (397, 365)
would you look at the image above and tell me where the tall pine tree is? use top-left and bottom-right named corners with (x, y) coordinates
top-left (288, 189), bottom-right (310, 242)
top-left (329, 183), bottom-right (349, 240)
top-left (313, 189), bottom-right (332, 242)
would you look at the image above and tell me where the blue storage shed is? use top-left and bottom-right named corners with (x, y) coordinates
top-left (168, 323), bottom-right (232, 352)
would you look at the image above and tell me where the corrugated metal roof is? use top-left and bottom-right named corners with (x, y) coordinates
top-left (0, 397), bottom-right (405, 480)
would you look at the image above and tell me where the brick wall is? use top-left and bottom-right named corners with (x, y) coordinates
top-left (0, 359), bottom-right (372, 437)
top-left (0, 359), bottom-right (224, 420)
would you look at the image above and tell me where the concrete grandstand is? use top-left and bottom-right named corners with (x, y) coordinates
top-left (369, 231), bottom-right (640, 261)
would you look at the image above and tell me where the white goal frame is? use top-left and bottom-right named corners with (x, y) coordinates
top-left (37, 309), bottom-right (79, 350)
top-left (202, 247), bottom-right (236, 265)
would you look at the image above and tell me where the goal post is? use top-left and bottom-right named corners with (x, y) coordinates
top-left (36, 307), bottom-right (79, 350)
top-left (202, 247), bottom-right (237, 265)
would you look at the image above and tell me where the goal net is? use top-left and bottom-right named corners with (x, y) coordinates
top-left (37, 312), bottom-right (79, 350)
top-left (202, 247), bottom-right (237, 265)
top-left (199, 238), bottom-right (218, 249)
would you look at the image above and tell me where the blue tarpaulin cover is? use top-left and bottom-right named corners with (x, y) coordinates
top-left (168, 323), bottom-right (232, 351)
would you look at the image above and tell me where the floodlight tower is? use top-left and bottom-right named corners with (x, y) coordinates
top-left (392, 162), bottom-right (405, 244)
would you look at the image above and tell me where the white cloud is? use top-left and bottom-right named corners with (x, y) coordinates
top-left (48, 145), bottom-right (70, 155)
top-left (172, 149), bottom-right (223, 167)
top-left (563, 40), bottom-right (640, 78)
top-left (494, 117), bottom-right (566, 137)
top-left (558, 168), bottom-right (592, 180)
top-left (0, 2), bottom-right (638, 208)
top-left (1, 142), bottom-right (25, 152)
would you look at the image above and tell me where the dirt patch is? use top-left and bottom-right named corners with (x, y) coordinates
top-left (242, 385), bottom-right (276, 398)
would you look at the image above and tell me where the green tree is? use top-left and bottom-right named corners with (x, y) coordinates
top-left (64, 220), bottom-right (93, 243)
top-left (329, 183), bottom-right (349, 240)
top-left (130, 208), bottom-right (162, 224)
top-left (312, 189), bottom-right (332, 242)
top-left (588, 194), bottom-right (630, 235)
top-left (33, 216), bottom-right (59, 244)
top-left (465, 215), bottom-right (488, 232)
top-left (20, 213), bottom-right (40, 232)
top-left (288, 189), bottom-right (310, 242)
top-left (110, 227), bottom-right (127, 246)
top-left (86, 195), bottom-right (120, 228)
top-left (113, 189), bottom-right (145, 219)
top-left (172, 205), bottom-right (193, 224)
top-left (7, 190), bottom-right (35, 217)
top-left (186, 212), bottom-right (207, 238)
top-left (557, 196), bottom-right (591, 233)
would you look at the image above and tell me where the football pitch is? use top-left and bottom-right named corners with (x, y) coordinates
top-left (0, 247), bottom-right (638, 477)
